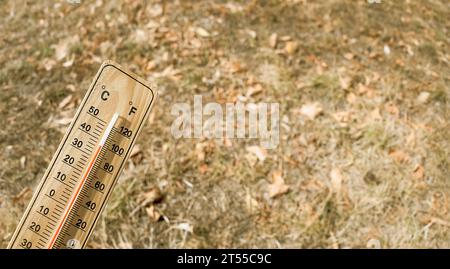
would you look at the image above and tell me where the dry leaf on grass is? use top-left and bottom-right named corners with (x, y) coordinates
top-left (145, 60), bottom-right (157, 72)
top-left (227, 60), bottom-right (246, 73)
top-left (385, 103), bottom-right (400, 117)
top-left (332, 111), bottom-right (353, 127)
top-left (20, 156), bottom-right (26, 168)
top-left (368, 108), bottom-right (382, 122)
top-left (146, 205), bottom-right (162, 222)
top-left (246, 29), bottom-right (257, 39)
top-left (285, 41), bottom-right (298, 54)
top-left (346, 92), bottom-right (357, 104)
top-left (175, 223), bottom-right (193, 233)
top-left (50, 116), bottom-right (73, 127)
top-left (279, 35), bottom-right (292, 41)
top-left (330, 167), bottom-right (343, 193)
top-left (130, 187), bottom-right (163, 216)
top-left (198, 163), bottom-right (208, 174)
top-left (195, 142), bottom-right (207, 161)
top-left (52, 35), bottom-right (80, 61)
top-left (343, 53), bottom-right (354, 60)
top-left (413, 164), bottom-right (425, 180)
top-left (389, 149), bottom-right (410, 164)
top-left (339, 76), bottom-right (352, 89)
top-left (139, 187), bottom-right (163, 205)
top-left (299, 102), bottom-right (323, 120)
top-left (406, 132), bottom-right (416, 147)
top-left (268, 170), bottom-right (289, 198)
top-left (383, 45), bottom-right (391, 56)
top-left (269, 33), bottom-right (278, 48)
top-left (245, 188), bottom-right (259, 213)
top-left (58, 95), bottom-right (73, 109)
top-left (194, 27), bottom-right (210, 38)
top-left (430, 192), bottom-right (447, 215)
top-left (246, 84), bottom-right (263, 97)
top-left (358, 83), bottom-right (375, 98)
top-left (430, 217), bottom-right (450, 227)
top-left (246, 145), bottom-right (267, 162)
top-left (63, 56), bottom-right (74, 68)
top-left (130, 144), bottom-right (142, 158)
top-left (12, 187), bottom-right (31, 204)
top-left (130, 144), bottom-right (144, 164)
top-left (417, 91), bottom-right (430, 104)
top-left (147, 3), bottom-right (164, 17)
top-left (42, 58), bottom-right (56, 71)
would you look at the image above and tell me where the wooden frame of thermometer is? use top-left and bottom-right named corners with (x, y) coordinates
top-left (8, 60), bottom-right (157, 249)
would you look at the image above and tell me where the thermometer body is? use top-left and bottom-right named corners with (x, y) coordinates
top-left (8, 61), bottom-right (157, 249)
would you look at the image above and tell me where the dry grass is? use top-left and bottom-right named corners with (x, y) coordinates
top-left (0, 0), bottom-right (449, 248)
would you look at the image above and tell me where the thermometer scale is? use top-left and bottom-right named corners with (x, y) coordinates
top-left (8, 61), bottom-right (157, 249)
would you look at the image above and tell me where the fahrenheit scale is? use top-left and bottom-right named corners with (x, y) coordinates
top-left (8, 61), bottom-right (157, 249)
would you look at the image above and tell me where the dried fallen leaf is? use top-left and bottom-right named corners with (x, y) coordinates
top-left (20, 156), bottom-right (26, 169)
top-left (332, 111), bottom-right (353, 127)
top-left (330, 167), bottom-right (343, 193)
top-left (431, 191), bottom-right (447, 215)
top-left (130, 187), bottom-right (163, 217)
top-left (145, 60), bottom-right (157, 72)
top-left (395, 59), bottom-right (405, 67)
top-left (130, 144), bottom-right (142, 158)
top-left (417, 91), bottom-right (430, 104)
top-left (429, 217), bottom-right (450, 227)
top-left (175, 223), bottom-right (193, 233)
top-left (194, 27), bottom-right (210, 38)
top-left (63, 56), bottom-right (74, 68)
top-left (299, 102), bottom-right (323, 120)
top-left (269, 33), bottom-right (278, 48)
top-left (346, 92), bottom-right (357, 104)
top-left (52, 35), bottom-right (80, 61)
top-left (385, 103), bottom-right (399, 117)
top-left (368, 108), bottom-right (382, 122)
top-left (198, 163), bottom-right (208, 174)
top-left (138, 187), bottom-right (163, 206)
top-left (413, 164), bottom-right (425, 180)
top-left (223, 137), bottom-right (232, 147)
top-left (246, 145), bottom-right (267, 162)
top-left (145, 206), bottom-right (162, 222)
top-left (246, 29), bottom-right (256, 39)
top-left (225, 2), bottom-right (244, 13)
top-left (42, 58), bottom-right (56, 71)
top-left (195, 142), bottom-right (207, 161)
top-left (12, 187), bottom-right (32, 204)
top-left (343, 53), bottom-right (354, 60)
top-left (228, 60), bottom-right (246, 73)
top-left (246, 84), bottom-right (263, 97)
top-left (147, 3), bottom-right (163, 17)
top-left (51, 116), bottom-right (73, 126)
top-left (280, 35), bottom-right (292, 41)
top-left (58, 95), bottom-right (73, 109)
top-left (268, 170), bottom-right (289, 198)
top-left (285, 41), bottom-right (298, 54)
top-left (133, 29), bottom-right (149, 44)
top-left (339, 76), bottom-right (352, 89)
top-left (245, 188), bottom-right (259, 213)
top-left (389, 149), bottom-right (410, 164)
top-left (358, 83), bottom-right (375, 98)
top-left (66, 84), bottom-right (76, 92)
top-left (383, 45), bottom-right (391, 56)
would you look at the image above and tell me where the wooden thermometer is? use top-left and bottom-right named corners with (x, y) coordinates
top-left (8, 61), bottom-right (157, 249)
